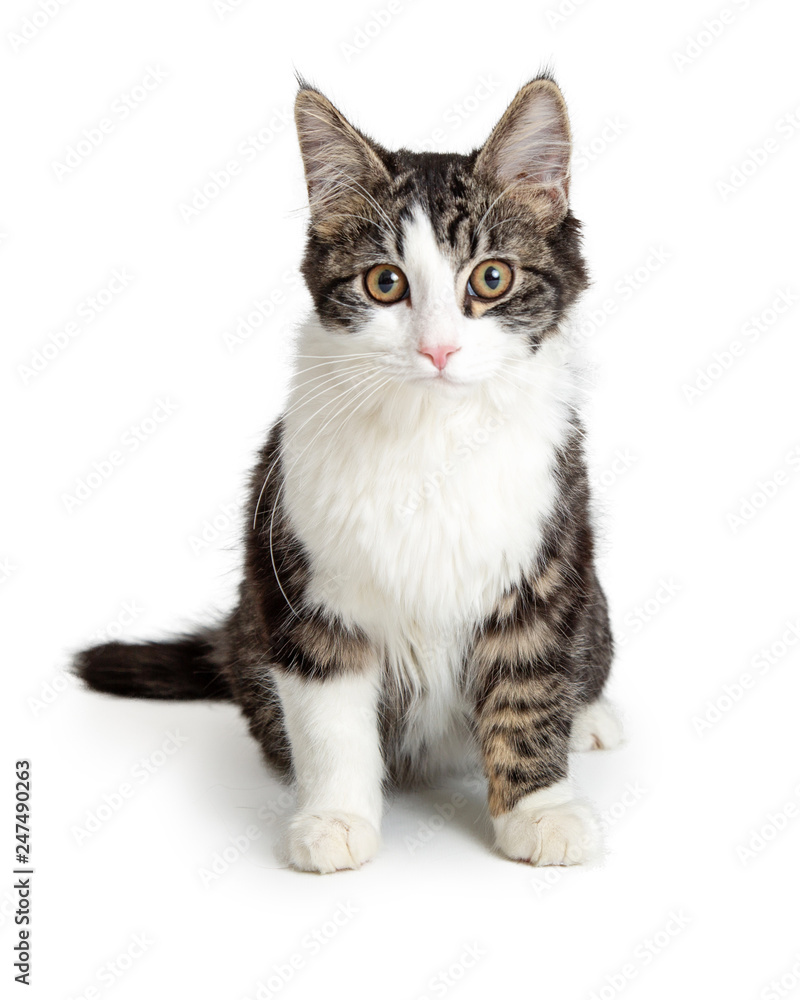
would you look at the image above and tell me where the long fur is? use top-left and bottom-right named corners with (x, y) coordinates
top-left (75, 75), bottom-right (619, 871)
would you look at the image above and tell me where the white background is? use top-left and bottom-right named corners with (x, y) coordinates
top-left (4, 0), bottom-right (800, 997)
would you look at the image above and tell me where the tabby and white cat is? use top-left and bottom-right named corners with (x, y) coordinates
top-left (77, 75), bottom-right (621, 872)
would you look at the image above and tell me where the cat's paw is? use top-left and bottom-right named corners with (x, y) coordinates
top-left (287, 812), bottom-right (380, 874)
top-left (571, 697), bottom-right (623, 752)
top-left (494, 786), bottom-right (598, 866)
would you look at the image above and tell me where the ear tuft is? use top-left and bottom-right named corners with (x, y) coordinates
top-left (294, 87), bottom-right (390, 231)
top-left (476, 78), bottom-right (572, 229)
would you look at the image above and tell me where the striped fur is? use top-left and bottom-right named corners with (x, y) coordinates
top-left (75, 75), bottom-right (619, 871)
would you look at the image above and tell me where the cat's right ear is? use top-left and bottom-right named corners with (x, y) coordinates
top-left (294, 86), bottom-right (390, 231)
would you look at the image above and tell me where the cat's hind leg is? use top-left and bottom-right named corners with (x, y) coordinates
top-left (571, 696), bottom-right (623, 752)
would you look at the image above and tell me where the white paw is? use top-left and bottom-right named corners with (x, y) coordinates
top-left (287, 812), bottom-right (380, 874)
top-left (571, 697), bottom-right (623, 752)
top-left (494, 785), bottom-right (598, 866)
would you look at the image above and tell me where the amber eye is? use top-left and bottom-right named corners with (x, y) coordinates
top-left (467, 259), bottom-right (513, 300)
top-left (364, 264), bottom-right (409, 304)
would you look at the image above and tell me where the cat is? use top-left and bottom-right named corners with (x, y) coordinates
top-left (76, 73), bottom-right (622, 873)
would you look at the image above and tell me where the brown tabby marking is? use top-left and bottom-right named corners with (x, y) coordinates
top-left (74, 75), bottom-right (615, 840)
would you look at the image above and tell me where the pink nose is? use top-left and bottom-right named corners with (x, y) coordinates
top-left (418, 344), bottom-right (460, 371)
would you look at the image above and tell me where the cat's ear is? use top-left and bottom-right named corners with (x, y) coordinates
top-left (294, 85), bottom-right (391, 230)
top-left (475, 78), bottom-right (572, 229)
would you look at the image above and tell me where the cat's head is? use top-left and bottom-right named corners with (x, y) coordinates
top-left (294, 75), bottom-right (587, 389)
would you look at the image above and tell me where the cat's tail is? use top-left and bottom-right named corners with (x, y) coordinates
top-left (74, 632), bottom-right (232, 701)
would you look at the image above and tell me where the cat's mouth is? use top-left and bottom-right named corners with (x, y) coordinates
top-left (411, 369), bottom-right (470, 391)
top-left (380, 356), bottom-right (475, 390)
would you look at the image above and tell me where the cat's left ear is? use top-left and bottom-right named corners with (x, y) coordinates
top-left (475, 78), bottom-right (572, 229)
top-left (294, 85), bottom-right (391, 233)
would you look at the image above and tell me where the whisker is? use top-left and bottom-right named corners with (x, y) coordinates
top-left (314, 166), bottom-right (399, 244)
top-left (479, 216), bottom-right (531, 238)
top-left (267, 374), bottom-right (393, 618)
top-left (492, 369), bottom-right (577, 411)
top-left (495, 358), bottom-right (596, 390)
top-left (252, 376), bottom-right (376, 527)
top-left (328, 171), bottom-right (399, 239)
top-left (473, 182), bottom-right (522, 242)
top-left (321, 213), bottom-right (388, 250)
top-left (293, 352), bottom-right (382, 361)
top-left (283, 364), bottom-right (379, 422)
top-left (289, 359), bottom-right (376, 393)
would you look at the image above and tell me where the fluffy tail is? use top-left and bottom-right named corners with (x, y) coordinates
top-left (74, 633), bottom-right (232, 701)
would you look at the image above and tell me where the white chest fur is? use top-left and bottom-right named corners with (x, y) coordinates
top-left (281, 331), bottom-right (574, 765)
top-left (283, 333), bottom-right (573, 633)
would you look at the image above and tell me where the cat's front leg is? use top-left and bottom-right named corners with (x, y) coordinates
top-left (272, 615), bottom-right (384, 872)
top-left (272, 638), bottom-right (384, 874)
top-left (472, 598), bottom-right (598, 867)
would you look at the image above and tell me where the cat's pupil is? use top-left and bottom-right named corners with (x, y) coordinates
top-left (484, 266), bottom-right (501, 290)
top-left (378, 269), bottom-right (397, 292)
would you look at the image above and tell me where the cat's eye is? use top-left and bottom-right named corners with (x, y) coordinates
top-left (364, 264), bottom-right (409, 304)
top-left (467, 259), bottom-right (513, 300)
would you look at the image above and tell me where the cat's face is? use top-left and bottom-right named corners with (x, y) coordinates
top-left (294, 77), bottom-right (587, 390)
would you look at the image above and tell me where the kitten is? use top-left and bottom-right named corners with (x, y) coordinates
top-left (76, 74), bottom-right (621, 872)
